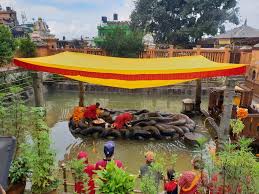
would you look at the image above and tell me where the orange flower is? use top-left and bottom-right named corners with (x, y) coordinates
top-left (72, 106), bottom-right (85, 123)
top-left (237, 108), bottom-right (248, 119)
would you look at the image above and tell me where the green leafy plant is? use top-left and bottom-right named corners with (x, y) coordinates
top-left (230, 119), bottom-right (245, 135)
top-left (0, 86), bottom-right (32, 155)
top-left (140, 152), bottom-right (179, 194)
top-left (210, 138), bottom-right (259, 194)
top-left (195, 137), bottom-right (208, 159)
top-left (9, 157), bottom-right (30, 184)
top-left (69, 159), bottom-right (89, 192)
top-left (140, 170), bottom-right (158, 194)
top-left (94, 160), bottom-right (135, 194)
top-left (17, 37), bottom-right (36, 58)
top-left (140, 154), bottom-right (163, 194)
top-left (0, 24), bottom-right (16, 66)
top-left (21, 131), bottom-right (59, 193)
top-left (95, 26), bottom-right (144, 58)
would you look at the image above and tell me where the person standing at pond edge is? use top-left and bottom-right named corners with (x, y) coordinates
top-left (164, 169), bottom-right (178, 194)
top-left (95, 141), bottom-right (123, 170)
top-left (139, 151), bottom-right (163, 192)
top-left (84, 102), bottom-right (100, 122)
top-left (178, 156), bottom-right (208, 194)
top-left (75, 151), bottom-right (96, 194)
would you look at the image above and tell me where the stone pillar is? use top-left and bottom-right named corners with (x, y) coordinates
top-left (195, 79), bottom-right (202, 112)
top-left (32, 72), bottom-right (44, 107)
top-left (195, 45), bottom-right (202, 112)
top-left (168, 45), bottom-right (174, 57)
top-left (217, 78), bottom-right (235, 151)
top-left (78, 81), bottom-right (85, 107)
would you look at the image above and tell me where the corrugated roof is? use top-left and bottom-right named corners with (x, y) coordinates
top-left (215, 22), bottom-right (259, 39)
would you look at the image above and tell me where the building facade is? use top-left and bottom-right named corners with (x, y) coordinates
top-left (0, 6), bottom-right (18, 28)
top-left (30, 18), bottom-right (57, 49)
top-left (95, 14), bottom-right (130, 46)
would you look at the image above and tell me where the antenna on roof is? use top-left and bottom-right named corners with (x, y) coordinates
top-left (244, 19), bottom-right (247, 26)
top-left (21, 11), bottom-right (27, 24)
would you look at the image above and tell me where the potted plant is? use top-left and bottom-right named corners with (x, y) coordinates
top-left (7, 157), bottom-right (30, 194)
top-left (21, 131), bottom-right (59, 194)
top-left (94, 160), bottom-right (136, 194)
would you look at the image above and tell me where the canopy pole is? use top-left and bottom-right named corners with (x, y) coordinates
top-left (32, 72), bottom-right (44, 107)
top-left (195, 79), bottom-right (202, 112)
top-left (78, 81), bottom-right (85, 107)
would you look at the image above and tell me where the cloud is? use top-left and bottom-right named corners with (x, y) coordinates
top-left (1, 0), bottom-right (259, 40)
top-left (1, 0), bottom-right (134, 39)
top-left (52, 0), bottom-right (106, 4)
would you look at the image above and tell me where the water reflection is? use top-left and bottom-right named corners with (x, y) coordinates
top-left (47, 91), bottom-right (208, 173)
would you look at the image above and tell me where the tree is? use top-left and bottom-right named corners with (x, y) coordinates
top-left (18, 37), bottom-right (36, 58)
top-left (131, 0), bottom-right (240, 46)
top-left (0, 25), bottom-right (16, 66)
top-left (96, 26), bottom-right (144, 58)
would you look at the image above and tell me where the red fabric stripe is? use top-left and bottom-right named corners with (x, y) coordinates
top-left (13, 59), bottom-right (246, 81)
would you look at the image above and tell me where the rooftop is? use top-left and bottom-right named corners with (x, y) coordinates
top-left (215, 21), bottom-right (259, 39)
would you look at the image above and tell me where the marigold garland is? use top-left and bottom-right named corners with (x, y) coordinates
top-left (72, 106), bottom-right (85, 123)
top-left (236, 108), bottom-right (248, 119)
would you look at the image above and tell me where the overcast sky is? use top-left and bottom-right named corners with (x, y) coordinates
top-left (1, 0), bottom-right (259, 39)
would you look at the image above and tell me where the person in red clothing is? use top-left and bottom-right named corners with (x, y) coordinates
top-left (164, 169), bottom-right (178, 194)
top-left (178, 156), bottom-right (208, 194)
top-left (112, 112), bottom-right (133, 130)
top-left (84, 102), bottom-right (100, 122)
top-left (95, 141), bottom-right (123, 170)
top-left (74, 151), bottom-right (96, 194)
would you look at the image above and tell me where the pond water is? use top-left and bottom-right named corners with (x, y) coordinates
top-left (46, 91), bottom-right (209, 175)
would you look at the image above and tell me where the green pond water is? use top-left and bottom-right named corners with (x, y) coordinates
top-left (46, 91), bottom-right (210, 175)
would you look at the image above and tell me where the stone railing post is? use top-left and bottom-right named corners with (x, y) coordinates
top-left (196, 45), bottom-right (201, 56)
top-left (168, 45), bottom-right (174, 57)
top-left (224, 47), bottom-right (231, 63)
top-left (148, 48), bottom-right (155, 58)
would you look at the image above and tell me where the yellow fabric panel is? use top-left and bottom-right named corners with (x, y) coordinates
top-left (16, 51), bottom-right (245, 74)
top-left (65, 75), bottom-right (195, 89)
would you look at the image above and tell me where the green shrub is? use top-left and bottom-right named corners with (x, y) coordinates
top-left (0, 25), bottom-right (16, 66)
top-left (21, 131), bottom-right (59, 193)
top-left (9, 157), bottom-right (30, 184)
top-left (69, 159), bottom-right (89, 192)
top-left (94, 160), bottom-right (135, 194)
top-left (214, 138), bottom-right (259, 194)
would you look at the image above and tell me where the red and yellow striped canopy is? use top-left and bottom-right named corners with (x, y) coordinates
top-left (13, 52), bottom-right (246, 89)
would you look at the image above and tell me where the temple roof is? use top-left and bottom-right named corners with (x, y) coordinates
top-left (215, 21), bottom-right (259, 39)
